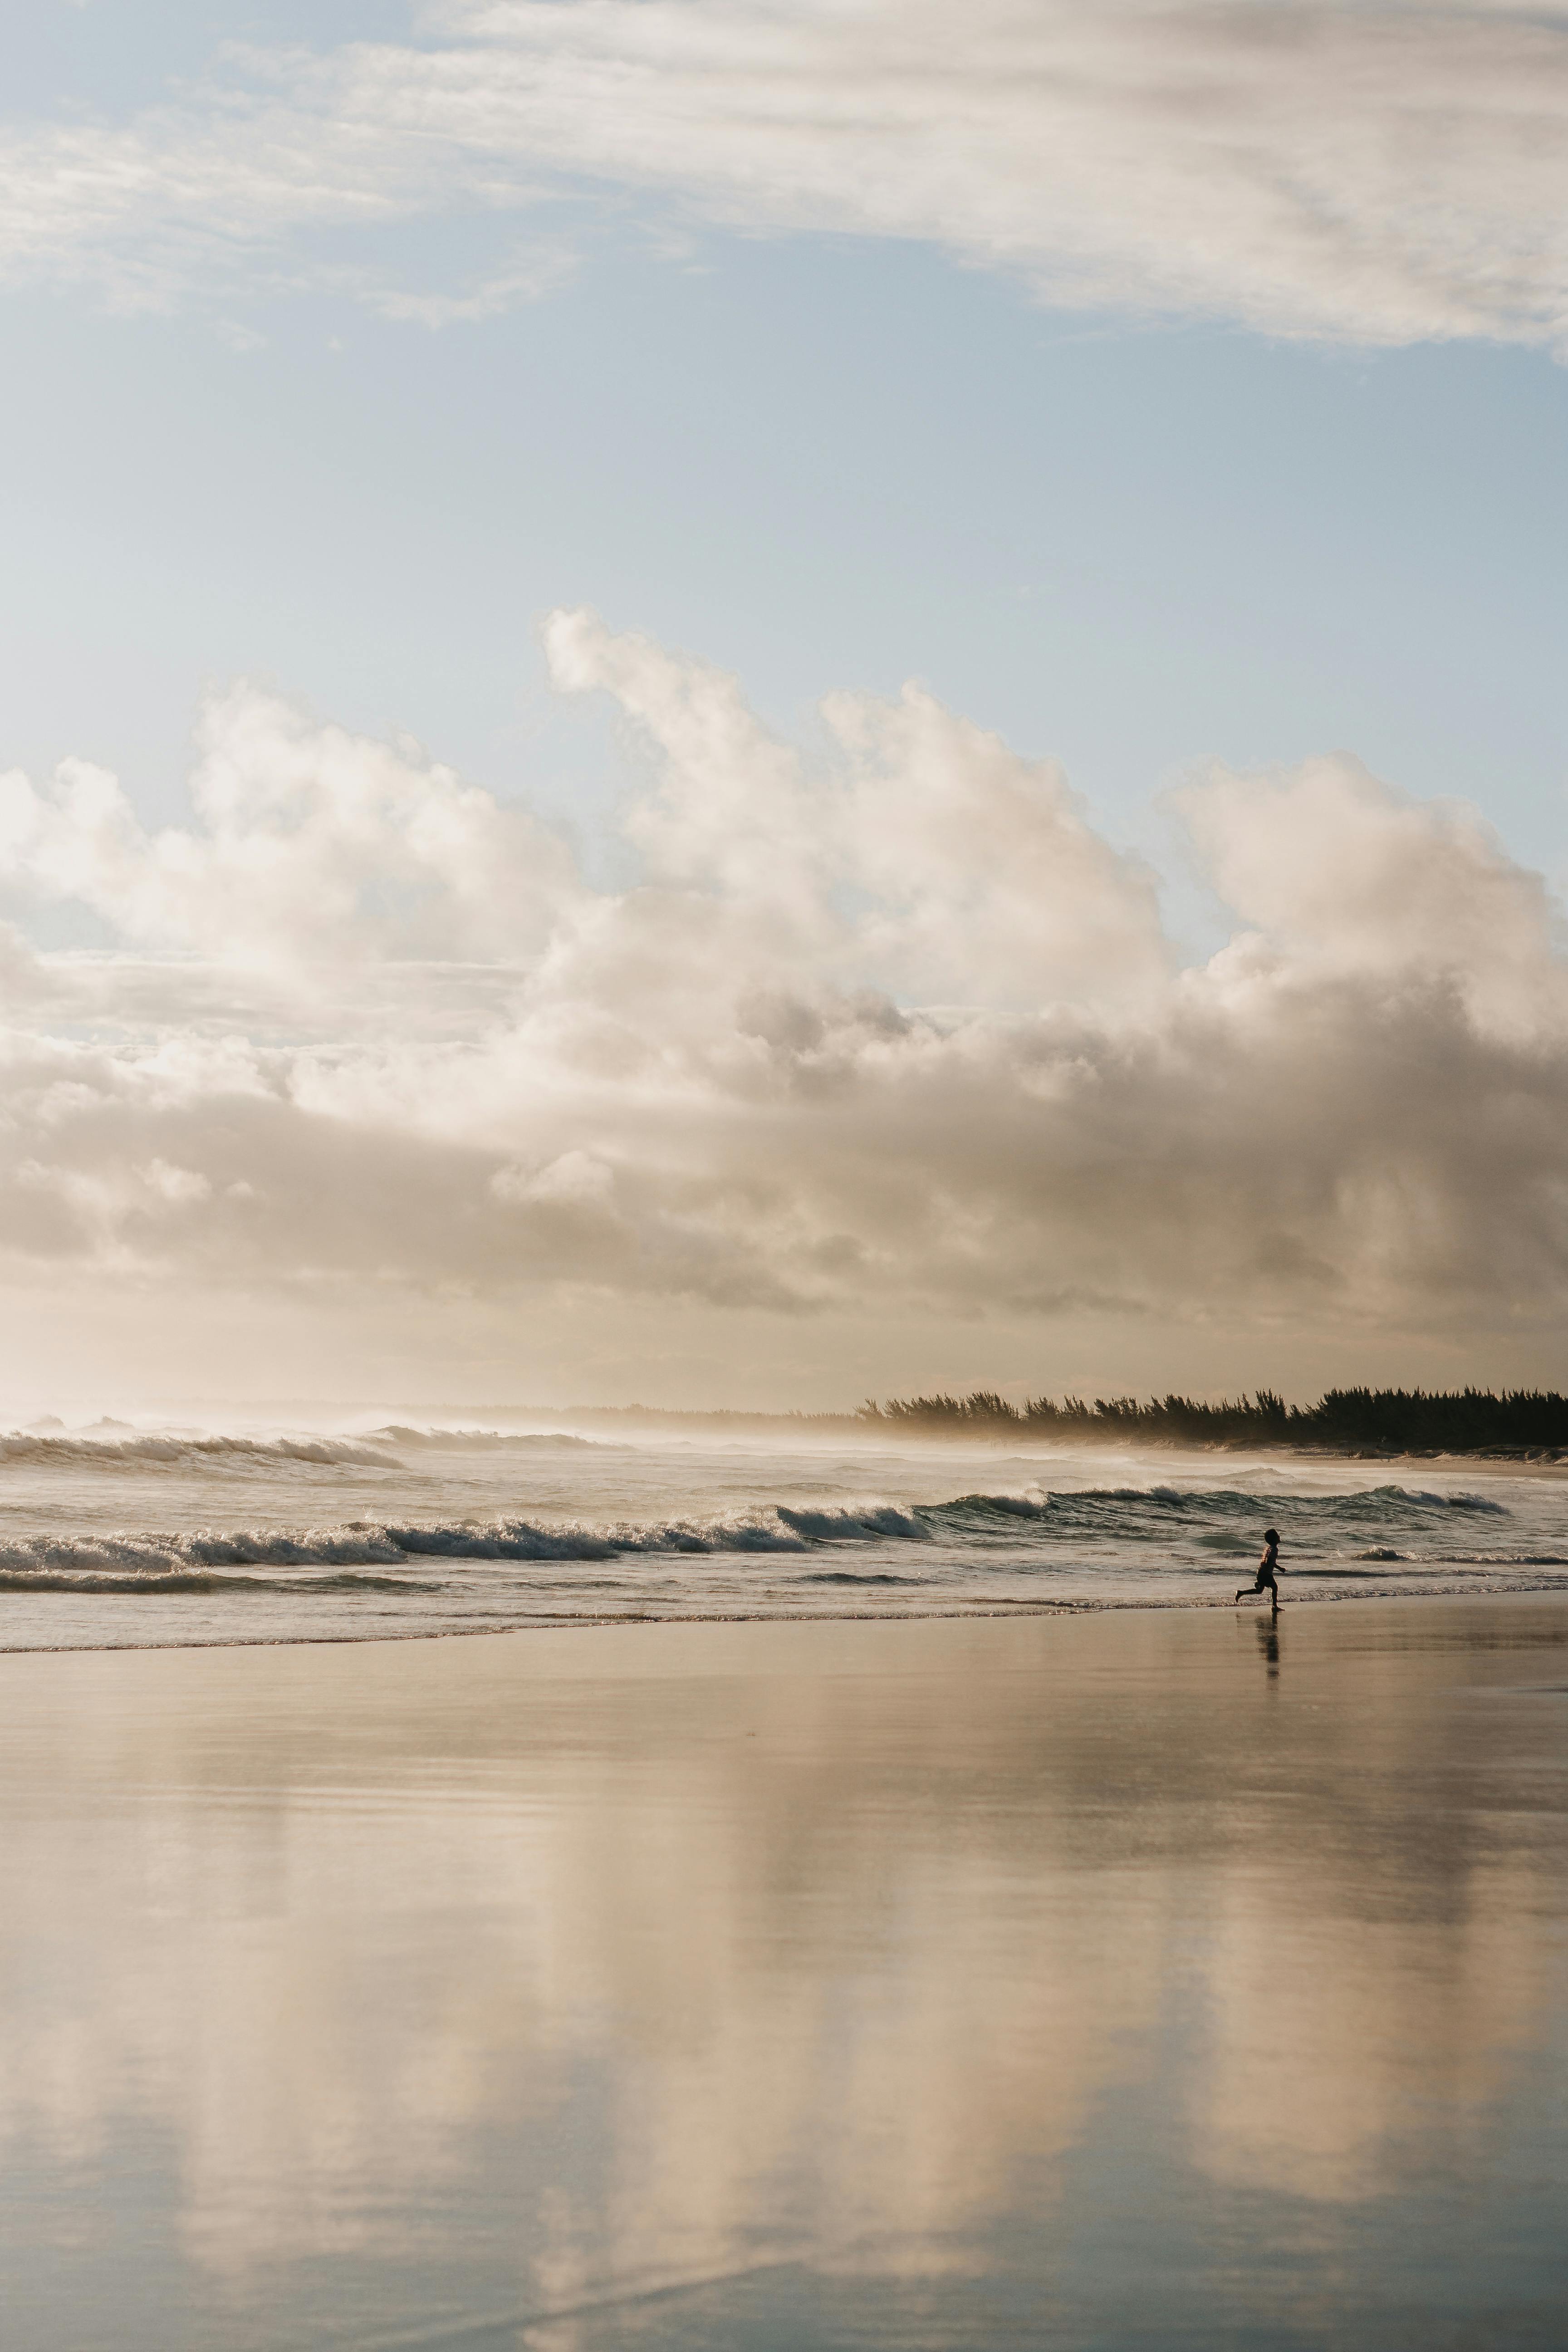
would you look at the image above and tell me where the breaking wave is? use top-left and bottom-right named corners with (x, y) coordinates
top-left (916, 1484), bottom-right (1511, 1544)
top-left (954, 1482), bottom-right (1507, 1520)
top-left (0, 1481), bottom-right (1533, 1601)
top-left (0, 1568), bottom-right (443, 1596)
top-left (0, 1431), bottom-right (402, 1472)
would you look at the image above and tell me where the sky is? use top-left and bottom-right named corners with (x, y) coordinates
top-left (0, 0), bottom-right (1566, 1411)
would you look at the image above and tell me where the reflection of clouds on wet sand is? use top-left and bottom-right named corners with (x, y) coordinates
top-left (0, 1604), bottom-right (1564, 2339)
top-left (568, 1847), bottom-right (1161, 2296)
top-left (1193, 1854), bottom-right (1556, 2202)
top-left (0, 1792), bottom-right (554, 2269)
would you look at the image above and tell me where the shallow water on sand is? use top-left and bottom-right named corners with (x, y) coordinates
top-left (2, 1423), bottom-right (1567, 1646)
top-left (1, 1594), bottom-right (1565, 2348)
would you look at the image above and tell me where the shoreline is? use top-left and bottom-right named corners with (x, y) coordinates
top-left (4, 1573), bottom-right (1563, 1658)
top-left (332, 1401), bottom-right (1568, 1463)
top-left (402, 1414), bottom-right (1568, 1466)
top-left (99, 1396), bottom-right (1564, 1464)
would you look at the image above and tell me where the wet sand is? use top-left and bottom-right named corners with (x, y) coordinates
top-left (2, 1595), bottom-right (1566, 2348)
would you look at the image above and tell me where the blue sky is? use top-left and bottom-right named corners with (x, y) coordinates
top-left (4, 2), bottom-right (1564, 885)
top-left (4, 211), bottom-right (1565, 901)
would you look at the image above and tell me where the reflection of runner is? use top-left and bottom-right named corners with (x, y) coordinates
top-left (1235, 1528), bottom-right (1281, 1611)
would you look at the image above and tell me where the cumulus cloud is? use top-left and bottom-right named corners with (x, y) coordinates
top-left (2, 3), bottom-right (1568, 346)
top-left (0, 681), bottom-right (575, 971)
top-left (0, 609), bottom-right (1564, 1372)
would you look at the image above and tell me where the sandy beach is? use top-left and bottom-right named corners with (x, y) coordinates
top-left (2, 1593), bottom-right (1565, 2349)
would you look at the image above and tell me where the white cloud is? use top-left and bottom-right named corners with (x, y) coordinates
top-left (360, 240), bottom-right (579, 325)
top-left (0, 681), bottom-right (577, 973)
top-left (1, 4), bottom-right (1567, 344)
top-left (0, 610), bottom-right (1564, 1374)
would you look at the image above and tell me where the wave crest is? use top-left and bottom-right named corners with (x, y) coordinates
top-left (0, 1431), bottom-right (402, 1472)
top-left (0, 1478), bottom-right (1534, 1602)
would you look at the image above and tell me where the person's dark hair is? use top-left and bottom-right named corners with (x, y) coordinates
top-left (1263, 1527), bottom-right (1279, 1543)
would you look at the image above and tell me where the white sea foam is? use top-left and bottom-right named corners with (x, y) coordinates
top-left (0, 1441), bottom-right (1561, 1650)
top-left (0, 1431), bottom-right (403, 1471)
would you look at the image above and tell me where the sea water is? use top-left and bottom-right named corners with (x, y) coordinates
top-left (0, 1417), bottom-right (1565, 1648)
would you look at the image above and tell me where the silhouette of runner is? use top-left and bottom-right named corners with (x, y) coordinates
top-left (1236, 1528), bottom-right (1281, 1612)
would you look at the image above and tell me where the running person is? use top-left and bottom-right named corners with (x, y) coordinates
top-left (1236, 1528), bottom-right (1281, 1610)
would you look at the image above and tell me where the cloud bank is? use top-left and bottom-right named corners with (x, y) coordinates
top-left (4, 2), bottom-right (1568, 346)
top-left (0, 608), bottom-right (1565, 1394)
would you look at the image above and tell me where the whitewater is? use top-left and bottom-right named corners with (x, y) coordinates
top-left (0, 1418), bottom-right (1564, 1650)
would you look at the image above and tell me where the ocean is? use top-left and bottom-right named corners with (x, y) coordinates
top-left (2, 1418), bottom-right (1565, 1649)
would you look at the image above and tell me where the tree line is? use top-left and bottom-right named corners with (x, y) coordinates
top-left (857, 1387), bottom-right (1568, 1453)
